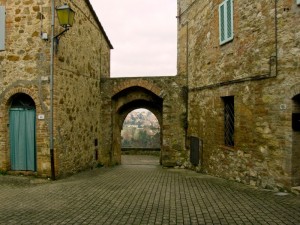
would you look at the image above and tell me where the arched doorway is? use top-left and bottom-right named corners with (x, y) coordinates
top-left (292, 94), bottom-right (300, 186)
top-left (112, 86), bottom-right (163, 165)
top-left (9, 93), bottom-right (36, 171)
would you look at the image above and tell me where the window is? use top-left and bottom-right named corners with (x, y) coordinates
top-left (223, 96), bottom-right (234, 147)
top-left (0, 6), bottom-right (5, 51)
top-left (219, 0), bottom-right (234, 45)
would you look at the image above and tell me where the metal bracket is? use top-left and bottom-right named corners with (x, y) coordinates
top-left (54, 28), bottom-right (69, 53)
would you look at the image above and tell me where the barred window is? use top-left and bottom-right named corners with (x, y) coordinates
top-left (223, 96), bottom-right (234, 147)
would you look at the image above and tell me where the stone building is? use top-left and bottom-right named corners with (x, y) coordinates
top-left (0, 0), bottom-right (112, 178)
top-left (1, 0), bottom-right (299, 192)
top-left (178, 0), bottom-right (300, 189)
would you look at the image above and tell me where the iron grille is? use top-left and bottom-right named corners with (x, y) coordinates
top-left (224, 96), bottom-right (234, 147)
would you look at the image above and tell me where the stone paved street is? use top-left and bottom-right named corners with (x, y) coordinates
top-left (0, 155), bottom-right (300, 225)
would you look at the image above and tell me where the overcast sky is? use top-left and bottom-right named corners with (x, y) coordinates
top-left (89, 0), bottom-right (177, 77)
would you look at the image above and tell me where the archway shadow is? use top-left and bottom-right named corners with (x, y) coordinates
top-left (292, 94), bottom-right (300, 186)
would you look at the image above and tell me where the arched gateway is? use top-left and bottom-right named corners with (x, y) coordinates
top-left (112, 86), bottom-right (163, 164)
top-left (99, 77), bottom-right (187, 167)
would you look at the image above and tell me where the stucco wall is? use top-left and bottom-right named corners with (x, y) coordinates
top-left (178, 0), bottom-right (300, 189)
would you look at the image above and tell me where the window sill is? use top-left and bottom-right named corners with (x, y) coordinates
top-left (219, 145), bottom-right (235, 152)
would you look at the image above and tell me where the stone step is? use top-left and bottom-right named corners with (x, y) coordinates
top-left (291, 186), bottom-right (300, 195)
top-left (0, 175), bottom-right (50, 185)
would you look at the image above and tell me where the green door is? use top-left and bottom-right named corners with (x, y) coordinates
top-left (10, 108), bottom-right (36, 171)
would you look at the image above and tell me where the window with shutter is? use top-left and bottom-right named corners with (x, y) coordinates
top-left (0, 6), bottom-right (5, 51)
top-left (219, 0), bottom-right (233, 45)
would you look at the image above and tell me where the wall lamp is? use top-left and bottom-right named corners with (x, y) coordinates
top-left (55, 4), bottom-right (75, 39)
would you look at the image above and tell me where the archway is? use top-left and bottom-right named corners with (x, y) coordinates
top-left (9, 93), bottom-right (36, 171)
top-left (121, 108), bottom-right (161, 165)
top-left (112, 86), bottom-right (163, 165)
top-left (292, 94), bottom-right (300, 186)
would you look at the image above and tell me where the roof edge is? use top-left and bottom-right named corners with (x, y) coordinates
top-left (85, 0), bottom-right (114, 49)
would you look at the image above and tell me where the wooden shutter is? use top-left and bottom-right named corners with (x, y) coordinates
top-left (219, 3), bottom-right (226, 44)
top-left (0, 6), bottom-right (5, 51)
top-left (219, 0), bottom-right (234, 45)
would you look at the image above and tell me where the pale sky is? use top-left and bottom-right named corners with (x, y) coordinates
top-left (89, 0), bottom-right (177, 77)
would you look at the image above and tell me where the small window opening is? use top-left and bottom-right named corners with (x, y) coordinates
top-left (223, 96), bottom-right (234, 147)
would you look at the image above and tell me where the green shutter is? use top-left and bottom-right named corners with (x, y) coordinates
top-left (226, 0), bottom-right (233, 40)
top-left (0, 6), bottom-right (5, 51)
top-left (219, 4), bottom-right (225, 43)
top-left (219, 0), bottom-right (234, 45)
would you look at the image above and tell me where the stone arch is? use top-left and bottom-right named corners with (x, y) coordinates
top-left (2, 87), bottom-right (41, 113)
top-left (111, 86), bottom-right (163, 164)
top-left (112, 80), bottom-right (164, 98)
top-left (289, 83), bottom-right (300, 99)
top-left (118, 101), bottom-right (162, 129)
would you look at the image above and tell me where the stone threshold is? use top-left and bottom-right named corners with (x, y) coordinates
top-left (0, 172), bottom-right (50, 185)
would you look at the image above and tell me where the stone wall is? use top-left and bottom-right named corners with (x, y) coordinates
top-left (178, 0), bottom-right (300, 189)
top-left (0, 0), bottom-right (52, 176)
top-left (53, 0), bottom-right (111, 177)
top-left (0, 0), bottom-right (112, 177)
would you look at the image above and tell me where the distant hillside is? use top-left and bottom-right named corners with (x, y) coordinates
top-left (121, 109), bottom-right (160, 148)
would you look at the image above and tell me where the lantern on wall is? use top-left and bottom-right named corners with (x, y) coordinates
top-left (56, 4), bottom-right (75, 29)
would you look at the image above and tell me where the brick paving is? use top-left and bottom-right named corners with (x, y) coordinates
top-left (0, 155), bottom-right (300, 225)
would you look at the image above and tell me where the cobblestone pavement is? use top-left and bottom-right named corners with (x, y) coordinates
top-left (0, 155), bottom-right (300, 225)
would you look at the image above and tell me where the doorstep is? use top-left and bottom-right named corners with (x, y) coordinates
top-left (0, 173), bottom-right (50, 185)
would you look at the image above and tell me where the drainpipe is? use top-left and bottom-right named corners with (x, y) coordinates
top-left (185, 21), bottom-right (189, 149)
top-left (50, 0), bottom-right (55, 180)
top-left (275, 0), bottom-right (278, 76)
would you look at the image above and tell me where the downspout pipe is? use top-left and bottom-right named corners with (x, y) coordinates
top-left (185, 21), bottom-right (189, 149)
top-left (275, 0), bottom-right (278, 76)
top-left (50, 0), bottom-right (55, 180)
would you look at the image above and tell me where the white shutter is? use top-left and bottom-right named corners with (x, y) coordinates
top-left (219, 3), bottom-right (226, 44)
top-left (0, 6), bottom-right (5, 51)
top-left (226, 0), bottom-right (233, 40)
top-left (219, 0), bottom-right (234, 45)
